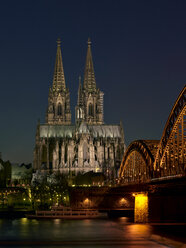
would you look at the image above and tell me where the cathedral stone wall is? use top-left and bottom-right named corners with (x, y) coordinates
top-left (34, 38), bottom-right (125, 178)
top-left (34, 123), bottom-right (124, 177)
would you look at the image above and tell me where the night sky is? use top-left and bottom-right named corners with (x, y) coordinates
top-left (0, 0), bottom-right (185, 164)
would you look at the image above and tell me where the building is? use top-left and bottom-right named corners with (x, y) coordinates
top-left (33, 38), bottom-right (125, 177)
top-left (11, 163), bottom-right (32, 185)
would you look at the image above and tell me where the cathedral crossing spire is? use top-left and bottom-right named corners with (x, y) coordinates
top-left (52, 38), bottom-right (66, 92)
top-left (78, 76), bottom-right (83, 106)
top-left (83, 38), bottom-right (96, 92)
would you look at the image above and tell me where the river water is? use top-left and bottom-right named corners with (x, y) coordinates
top-left (0, 217), bottom-right (184, 247)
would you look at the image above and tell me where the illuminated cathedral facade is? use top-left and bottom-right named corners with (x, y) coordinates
top-left (33, 39), bottom-right (125, 177)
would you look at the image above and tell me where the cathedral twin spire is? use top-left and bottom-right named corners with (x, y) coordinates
top-left (46, 38), bottom-right (104, 125)
top-left (83, 38), bottom-right (97, 92)
top-left (78, 38), bottom-right (104, 124)
top-left (52, 38), bottom-right (66, 92)
top-left (46, 38), bottom-right (71, 125)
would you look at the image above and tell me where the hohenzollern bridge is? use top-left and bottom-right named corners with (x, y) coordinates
top-left (119, 85), bottom-right (185, 183)
top-left (71, 85), bottom-right (186, 223)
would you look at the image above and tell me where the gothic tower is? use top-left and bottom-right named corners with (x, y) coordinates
top-left (46, 38), bottom-right (71, 124)
top-left (76, 39), bottom-right (104, 125)
top-left (34, 38), bottom-right (125, 179)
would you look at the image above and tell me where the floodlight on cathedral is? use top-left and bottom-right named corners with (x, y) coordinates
top-left (33, 38), bottom-right (125, 178)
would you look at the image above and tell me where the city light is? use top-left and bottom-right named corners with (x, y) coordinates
top-left (119, 198), bottom-right (128, 206)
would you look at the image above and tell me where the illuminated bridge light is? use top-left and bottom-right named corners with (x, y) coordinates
top-left (84, 198), bottom-right (91, 208)
top-left (134, 193), bottom-right (148, 223)
top-left (119, 197), bottom-right (129, 208)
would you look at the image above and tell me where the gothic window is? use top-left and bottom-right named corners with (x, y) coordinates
top-left (59, 142), bottom-right (61, 164)
top-left (65, 101), bottom-right (67, 111)
top-left (117, 146), bottom-right (121, 159)
top-left (108, 147), bottom-right (110, 159)
top-left (64, 144), bottom-right (68, 163)
top-left (96, 104), bottom-right (98, 113)
top-left (57, 103), bottom-right (62, 116)
top-left (41, 145), bottom-right (47, 163)
top-left (88, 103), bottom-right (93, 117)
top-left (83, 142), bottom-right (89, 161)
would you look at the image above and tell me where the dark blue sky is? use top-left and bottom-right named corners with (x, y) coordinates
top-left (0, 0), bottom-right (185, 163)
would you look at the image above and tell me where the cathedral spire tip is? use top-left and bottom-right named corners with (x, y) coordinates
top-left (83, 37), bottom-right (96, 91)
top-left (52, 38), bottom-right (66, 92)
top-left (57, 38), bottom-right (61, 47)
top-left (87, 37), bottom-right (91, 46)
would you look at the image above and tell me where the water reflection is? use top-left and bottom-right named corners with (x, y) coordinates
top-left (0, 217), bottom-right (178, 248)
top-left (116, 216), bottom-right (129, 224)
top-left (0, 218), bottom-right (145, 242)
top-left (21, 217), bottom-right (28, 224)
top-left (127, 224), bottom-right (152, 238)
top-left (53, 219), bottom-right (61, 225)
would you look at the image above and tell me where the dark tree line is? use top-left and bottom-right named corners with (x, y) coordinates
top-left (0, 159), bottom-right (11, 187)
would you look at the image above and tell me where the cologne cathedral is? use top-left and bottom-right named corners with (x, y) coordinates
top-left (33, 39), bottom-right (125, 177)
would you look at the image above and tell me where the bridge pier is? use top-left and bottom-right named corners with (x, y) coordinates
top-left (134, 193), bottom-right (148, 223)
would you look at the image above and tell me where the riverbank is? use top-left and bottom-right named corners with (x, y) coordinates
top-left (150, 234), bottom-right (186, 248)
top-left (0, 209), bottom-right (34, 218)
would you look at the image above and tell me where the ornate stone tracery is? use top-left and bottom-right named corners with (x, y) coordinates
top-left (34, 39), bottom-right (125, 176)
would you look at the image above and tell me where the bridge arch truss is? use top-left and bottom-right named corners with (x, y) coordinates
top-left (119, 140), bottom-right (159, 183)
top-left (154, 86), bottom-right (186, 177)
top-left (119, 86), bottom-right (186, 184)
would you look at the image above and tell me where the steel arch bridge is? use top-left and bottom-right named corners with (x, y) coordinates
top-left (119, 85), bottom-right (186, 184)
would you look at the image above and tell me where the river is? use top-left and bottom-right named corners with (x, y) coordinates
top-left (0, 217), bottom-right (185, 247)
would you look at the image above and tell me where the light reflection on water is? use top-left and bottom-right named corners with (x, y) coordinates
top-left (0, 217), bottom-right (159, 248)
top-left (127, 224), bottom-right (152, 238)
